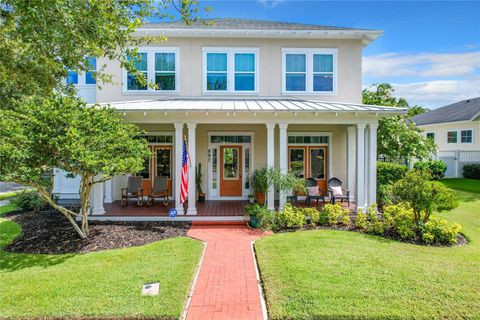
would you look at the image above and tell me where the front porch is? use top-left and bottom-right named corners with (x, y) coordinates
top-left (93, 199), bottom-right (356, 221)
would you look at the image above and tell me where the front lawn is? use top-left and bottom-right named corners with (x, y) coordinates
top-left (440, 178), bottom-right (480, 194)
top-left (255, 188), bottom-right (480, 319)
top-left (0, 218), bottom-right (203, 319)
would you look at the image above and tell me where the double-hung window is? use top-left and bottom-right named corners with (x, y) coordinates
top-left (124, 47), bottom-right (179, 92)
top-left (203, 48), bottom-right (258, 93)
top-left (127, 52), bottom-right (148, 90)
top-left (66, 56), bottom-right (96, 85)
top-left (461, 130), bottom-right (473, 143)
top-left (447, 131), bottom-right (458, 143)
top-left (283, 48), bottom-right (337, 94)
top-left (426, 132), bottom-right (435, 142)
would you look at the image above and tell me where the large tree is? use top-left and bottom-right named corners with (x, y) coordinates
top-left (0, 0), bottom-right (204, 238)
top-left (362, 83), bottom-right (436, 163)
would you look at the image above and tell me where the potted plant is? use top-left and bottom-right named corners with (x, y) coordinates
top-left (196, 163), bottom-right (205, 203)
top-left (245, 203), bottom-right (261, 228)
top-left (249, 168), bottom-right (271, 205)
top-left (248, 194), bottom-right (255, 204)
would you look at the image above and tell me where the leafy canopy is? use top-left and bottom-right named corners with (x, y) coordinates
top-left (363, 83), bottom-right (436, 163)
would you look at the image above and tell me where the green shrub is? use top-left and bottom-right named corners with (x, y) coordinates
top-left (421, 218), bottom-right (462, 245)
top-left (354, 210), bottom-right (368, 229)
top-left (392, 170), bottom-right (459, 224)
top-left (377, 162), bottom-right (408, 186)
top-left (275, 203), bottom-right (306, 229)
top-left (320, 204), bottom-right (350, 226)
top-left (303, 207), bottom-right (321, 226)
top-left (12, 190), bottom-right (47, 212)
top-left (383, 204), bottom-right (417, 240)
top-left (414, 160), bottom-right (447, 180)
top-left (364, 205), bottom-right (384, 235)
top-left (377, 162), bottom-right (408, 208)
top-left (463, 164), bottom-right (480, 179)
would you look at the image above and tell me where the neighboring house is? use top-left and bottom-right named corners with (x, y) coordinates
top-left (413, 97), bottom-right (480, 178)
top-left (53, 18), bottom-right (405, 219)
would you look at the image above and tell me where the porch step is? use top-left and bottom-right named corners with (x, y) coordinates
top-left (191, 220), bottom-right (247, 226)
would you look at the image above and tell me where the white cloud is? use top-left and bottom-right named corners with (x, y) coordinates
top-left (363, 51), bottom-right (480, 78)
top-left (257, 0), bottom-right (286, 8)
top-left (390, 78), bottom-right (480, 108)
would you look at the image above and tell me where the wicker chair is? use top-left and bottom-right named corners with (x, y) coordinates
top-left (328, 177), bottom-right (350, 206)
top-left (147, 177), bottom-right (169, 207)
top-left (121, 176), bottom-right (144, 207)
top-left (305, 178), bottom-right (327, 207)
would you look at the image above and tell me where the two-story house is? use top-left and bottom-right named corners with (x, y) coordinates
top-left (53, 18), bottom-right (405, 220)
top-left (413, 97), bottom-right (480, 178)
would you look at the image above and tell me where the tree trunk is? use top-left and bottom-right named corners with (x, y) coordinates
top-left (79, 175), bottom-right (93, 237)
top-left (37, 188), bottom-right (87, 239)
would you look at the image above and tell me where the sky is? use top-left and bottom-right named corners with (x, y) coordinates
top-left (170, 0), bottom-right (480, 109)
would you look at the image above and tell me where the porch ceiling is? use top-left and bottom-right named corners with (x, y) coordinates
top-left (98, 97), bottom-right (406, 115)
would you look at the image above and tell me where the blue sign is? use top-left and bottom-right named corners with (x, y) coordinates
top-left (168, 208), bottom-right (177, 218)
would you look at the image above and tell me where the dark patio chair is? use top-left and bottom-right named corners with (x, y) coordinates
top-left (147, 177), bottom-right (169, 207)
top-left (121, 176), bottom-right (144, 207)
top-left (328, 177), bottom-right (350, 207)
top-left (305, 178), bottom-right (327, 207)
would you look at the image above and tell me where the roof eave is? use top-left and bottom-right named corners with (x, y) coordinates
top-left (133, 28), bottom-right (383, 46)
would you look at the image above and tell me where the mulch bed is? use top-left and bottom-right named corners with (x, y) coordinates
top-left (3, 210), bottom-right (191, 254)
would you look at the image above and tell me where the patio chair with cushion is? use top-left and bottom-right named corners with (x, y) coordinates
top-left (328, 177), bottom-right (350, 207)
top-left (305, 178), bottom-right (327, 207)
top-left (121, 176), bottom-right (144, 207)
top-left (147, 177), bottom-right (169, 207)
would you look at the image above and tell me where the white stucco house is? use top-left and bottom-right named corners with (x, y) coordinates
top-left (412, 97), bottom-right (480, 178)
top-left (53, 18), bottom-right (406, 220)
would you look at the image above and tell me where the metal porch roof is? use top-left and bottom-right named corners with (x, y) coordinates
top-left (101, 98), bottom-right (406, 114)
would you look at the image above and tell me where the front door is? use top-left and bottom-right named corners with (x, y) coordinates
top-left (220, 145), bottom-right (243, 196)
top-left (139, 145), bottom-right (154, 195)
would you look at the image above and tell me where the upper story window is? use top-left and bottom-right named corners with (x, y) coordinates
top-left (282, 48), bottom-right (337, 94)
top-left (447, 131), bottom-right (458, 143)
top-left (461, 130), bottom-right (473, 143)
top-left (124, 47), bottom-right (179, 93)
top-left (426, 132), bottom-right (435, 142)
top-left (203, 48), bottom-right (258, 93)
top-left (66, 56), bottom-right (96, 86)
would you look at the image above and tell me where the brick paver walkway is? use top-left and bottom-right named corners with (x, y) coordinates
top-left (186, 224), bottom-right (270, 320)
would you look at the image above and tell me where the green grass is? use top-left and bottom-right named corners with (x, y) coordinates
top-left (440, 178), bottom-right (480, 194)
top-left (0, 219), bottom-right (203, 319)
top-left (255, 187), bottom-right (480, 319)
top-left (0, 190), bottom-right (29, 200)
top-left (0, 204), bottom-right (19, 216)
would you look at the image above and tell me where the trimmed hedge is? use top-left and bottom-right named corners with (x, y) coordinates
top-left (414, 160), bottom-right (447, 180)
top-left (463, 164), bottom-right (480, 179)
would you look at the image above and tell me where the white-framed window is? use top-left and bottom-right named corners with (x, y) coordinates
top-left (426, 132), bottom-right (435, 142)
top-left (461, 129), bottom-right (473, 143)
top-left (447, 130), bottom-right (458, 144)
top-left (123, 47), bottom-right (179, 93)
top-left (282, 48), bottom-right (337, 94)
top-left (202, 47), bottom-right (259, 93)
top-left (66, 56), bottom-right (96, 86)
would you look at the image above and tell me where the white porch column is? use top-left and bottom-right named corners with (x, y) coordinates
top-left (347, 126), bottom-right (356, 199)
top-left (186, 122), bottom-right (197, 215)
top-left (367, 123), bottom-right (378, 207)
top-left (90, 177), bottom-right (105, 215)
top-left (174, 122), bottom-right (185, 215)
top-left (104, 178), bottom-right (113, 204)
top-left (355, 124), bottom-right (367, 211)
top-left (278, 123), bottom-right (288, 210)
top-left (266, 123), bottom-right (276, 210)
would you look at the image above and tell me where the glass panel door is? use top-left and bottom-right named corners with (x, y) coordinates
top-left (153, 146), bottom-right (172, 196)
top-left (289, 147), bottom-right (306, 178)
top-left (223, 147), bottom-right (239, 180)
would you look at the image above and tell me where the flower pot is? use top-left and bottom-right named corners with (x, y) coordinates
top-left (198, 193), bottom-right (205, 203)
top-left (248, 197), bottom-right (255, 204)
top-left (255, 192), bottom-right (266, 205)
top-left (249, 215), bottom-right (259, 228)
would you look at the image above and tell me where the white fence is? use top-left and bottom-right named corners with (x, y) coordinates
top-left (435, 150), bottom-right (480, 178)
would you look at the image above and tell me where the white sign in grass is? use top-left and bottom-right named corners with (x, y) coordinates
top-left (142, 282), bottom-right (160, 296)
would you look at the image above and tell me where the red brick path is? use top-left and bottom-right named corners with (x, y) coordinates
top-left (186, 225), bottom-right (270, 320)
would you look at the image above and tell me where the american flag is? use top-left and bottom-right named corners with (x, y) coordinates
top-left (180, 138), bottom-right (188, 203)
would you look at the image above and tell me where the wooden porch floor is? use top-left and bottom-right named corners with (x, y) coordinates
top-left (103, 199), bottom-right (355, 217)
